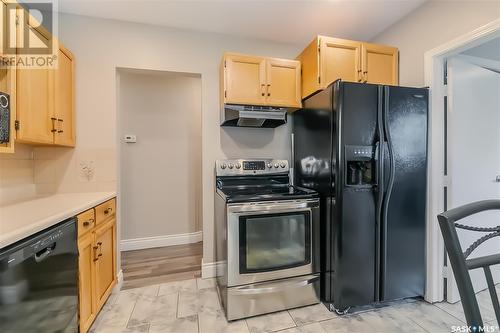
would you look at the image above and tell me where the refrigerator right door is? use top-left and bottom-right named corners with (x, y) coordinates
top-left (381, 86), bottom-right (428, 301)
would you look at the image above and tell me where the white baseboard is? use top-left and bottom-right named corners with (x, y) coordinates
top-left (120, 231), bottom-right (202, 251)
top-left (202, 259), bottom-right (224, 279)
top-left (114, 269), bottom-right (123, 292)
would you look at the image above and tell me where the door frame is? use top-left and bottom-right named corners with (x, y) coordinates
top-left (424, 19), bottom-right (500, 303)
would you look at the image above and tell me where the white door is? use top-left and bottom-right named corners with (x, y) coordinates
top-left (447, 56), bottom-right (500, 302)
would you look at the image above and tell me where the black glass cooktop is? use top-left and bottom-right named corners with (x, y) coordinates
top-left (218, 184), bottom-right (318, 203)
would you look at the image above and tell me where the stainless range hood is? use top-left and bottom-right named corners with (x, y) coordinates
top-left (221, 104), bottom-right (287, 128)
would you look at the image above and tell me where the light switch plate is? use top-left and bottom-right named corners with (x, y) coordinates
top-left (124, 134), bottom-right (137, 143)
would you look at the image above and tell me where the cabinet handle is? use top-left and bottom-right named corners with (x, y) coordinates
top-left (104, 207), bottom-right (113, 214)
top-left (82, 218), bottom-right (93, 227)
top-left (57, 119), bottom-right (64, 133)
top-left (93, 245), bottom-right (99, 262)
top-left (261, 84), bottom-right (265, 96)
top-left (266, 84), bottom-right (271, 97)
top-left (50, 117), bottom-right (57, 133)
top-left (357, 69), bottom-right (362, 82)
top-left (363, 71), bottom-right (368, 83)
top-left (98, 242), bottom-right (103, 257)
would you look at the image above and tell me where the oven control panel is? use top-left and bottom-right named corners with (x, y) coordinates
top-left (216, 159), bottom-right (289, 176)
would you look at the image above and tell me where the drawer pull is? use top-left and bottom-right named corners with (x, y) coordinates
top-left (104, 207), bottom-right (113, 214)
top-left (82, 218), bottom-right (94, 227)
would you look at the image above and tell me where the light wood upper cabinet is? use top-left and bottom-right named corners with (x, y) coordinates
top-left (320, 37), bottom-right (361, 87)
top-left (224, 54), bottom-right (266, 105)
top-left (0, 1), bottom-right (15, 153)
top-left (54, 44), bottom-right (75, 146)
top-left (221, 53), bottom-right (301, 108)
top-left (362, 42), bottom-right (398, 85)
top-left (15, 7), bottom-right (54, 145)
top-left (16, 42), bottom-right (75, 146)
top-left (0, 5), bottom-right (76, 152)
top-left (265, 58), bottom-right (301, 107)
top-left (297, 35), bottom-right (399, 99)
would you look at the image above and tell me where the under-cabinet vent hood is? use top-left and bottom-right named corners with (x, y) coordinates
top-left (221, 104), bottom-right (287, 128)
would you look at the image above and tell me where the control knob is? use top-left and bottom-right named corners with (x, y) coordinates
top-left (280, 162), bottom-right (286, 168)
top-left (228, 163), bottom-right (234, 169)
top-left (267, 163), bottom-right (272, 169)
top-left (274, 163), bottom-right (279, 168)
top-left (235, 163), bottom-right (241, 169)
top-left (221, 163), bottom-right (227, 169)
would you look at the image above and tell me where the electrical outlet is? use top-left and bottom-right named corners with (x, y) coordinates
top-left (78, 160), bottom-right (96, 182)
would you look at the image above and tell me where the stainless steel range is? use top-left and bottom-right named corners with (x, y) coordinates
top-left (214, 159), bottom-right (320, 320)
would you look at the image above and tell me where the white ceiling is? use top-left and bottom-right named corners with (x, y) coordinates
top-left (462, 36), bottom-right (500, 62)
top-left (55, 0), bottom-right (427, 45)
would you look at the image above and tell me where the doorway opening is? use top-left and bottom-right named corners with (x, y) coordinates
top-left (425, 20), bottom-right (500, 304)
top-left (116, 68), bottom-right (202, 289)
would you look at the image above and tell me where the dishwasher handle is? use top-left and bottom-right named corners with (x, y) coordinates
top-left (34, 243), bottom-right (56, 263)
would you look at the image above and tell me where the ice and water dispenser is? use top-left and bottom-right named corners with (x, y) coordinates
top-left (344, 145), bottom-right (376, 187)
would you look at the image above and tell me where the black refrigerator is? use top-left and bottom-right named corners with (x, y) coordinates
top-left (293, 80), bottom-right (428, 311)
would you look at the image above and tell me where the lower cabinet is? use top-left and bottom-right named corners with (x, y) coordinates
top-left (94, 219), bottom-right (116, 310)
top-left (77, 198), bottom-right (117, 333)
top-left (78, 232), bottom-right (95, 333)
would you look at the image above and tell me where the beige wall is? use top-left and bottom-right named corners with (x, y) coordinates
top-left (0, 144), bottom-right (35, 206)
top-left (371, 0), bottom-right (500, 87)
top-left (118, 70), bottom-right (202, 240)
top-left (47, 14), bottom-right (300, 264)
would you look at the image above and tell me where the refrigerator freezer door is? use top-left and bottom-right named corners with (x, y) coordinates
top-left (294, 86), bottom-right (335, 196)
top-left (334, 82), bottom-right (379, 309)
top-left (293, 84), bottom-right (335, 302)
top-left (381, 86), bottom-right (428, 301)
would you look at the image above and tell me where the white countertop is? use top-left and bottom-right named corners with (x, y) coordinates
top-left (0, 192), bottom-right (116, 249)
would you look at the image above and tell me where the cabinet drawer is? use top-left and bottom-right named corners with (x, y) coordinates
top-left (95, 199), bottom-right (116, 224)
top-left (77, 209), bottom-right (95, 237)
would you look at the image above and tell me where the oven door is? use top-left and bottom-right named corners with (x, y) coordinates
top-left (227, 199), bottom-right (319, 287)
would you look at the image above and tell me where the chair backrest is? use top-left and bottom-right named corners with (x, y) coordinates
top-left (437, 199), bottom-right (500, 329)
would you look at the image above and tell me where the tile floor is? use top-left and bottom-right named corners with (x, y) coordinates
top-left (90, 279), bottom-right (499, 333)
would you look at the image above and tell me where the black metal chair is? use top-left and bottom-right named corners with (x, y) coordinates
top-left (437, 200), bottom-right (500, 330)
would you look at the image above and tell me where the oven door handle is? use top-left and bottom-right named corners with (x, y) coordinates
top-left (230, 275), bottom-right (319, 295)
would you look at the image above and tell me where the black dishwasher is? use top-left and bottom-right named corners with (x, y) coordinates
top-left (0, 218), bottom-right (78, 333)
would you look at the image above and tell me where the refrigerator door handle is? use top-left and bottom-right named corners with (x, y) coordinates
top-left (375, 86), bottom-right (384, 302)
top-left (380, 86), bottom-right (396, 300)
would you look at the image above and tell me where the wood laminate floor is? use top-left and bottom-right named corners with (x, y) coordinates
top-left (121, 242), bottom-right (202, 290)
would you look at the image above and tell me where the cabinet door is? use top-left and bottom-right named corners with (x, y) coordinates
top-left (15, 14), bottom-right (54, 145)
top-left (78, 232), bottom-right (95, 333)
top-left (265, 58), bottom-right (301, 107)
top-left (320, 37), bottom-right (362, 87)
top-left (362, 43), bottom-right (398, 85)
top-left (94, 219), bottom-right (116, 311)
top-left (0, 1), bottom-right (15, 153)
top-left (16, 66), bottom-right (54, 144)
top-left (54, 44), bottom-right (75, 146)
top-left (296, 37), bottom-right (320, 100)
top-left (224, 54), bottom-right (266, 105)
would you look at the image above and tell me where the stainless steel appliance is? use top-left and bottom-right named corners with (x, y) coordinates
top-left (0, 218), bottom-right (78, 332)
top-left (293, 80), bottom-right (428, 312)
top-left (215, 159), bottom-right (320, 320)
